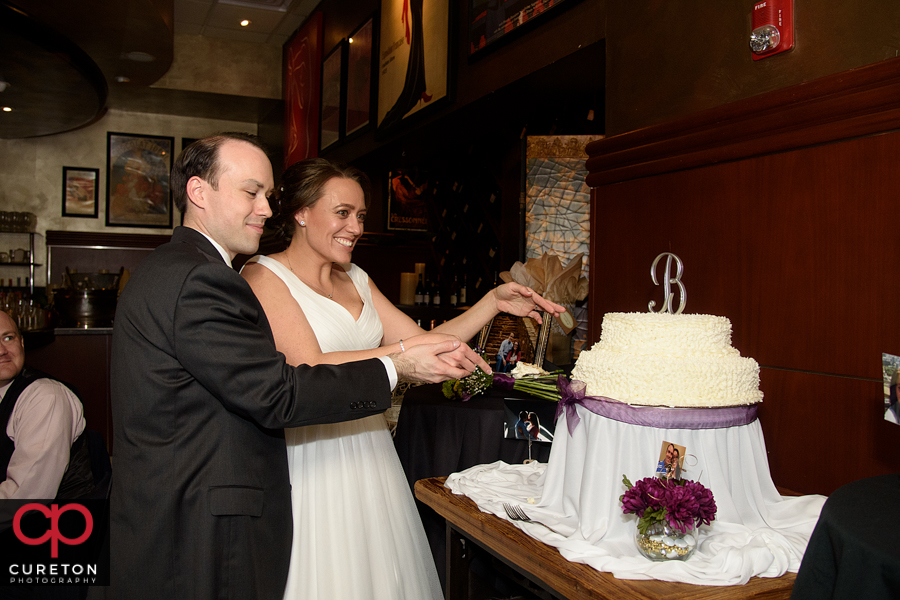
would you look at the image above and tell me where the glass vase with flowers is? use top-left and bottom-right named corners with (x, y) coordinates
top-left (620, 475), bottom-right (717, 561)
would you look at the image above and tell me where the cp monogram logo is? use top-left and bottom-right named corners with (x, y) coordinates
top-left (13, 503), bottom-right (94, 558)
top-left (649, 252), bottom-right (687, 315)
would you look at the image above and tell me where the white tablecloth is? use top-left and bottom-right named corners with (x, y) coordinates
top-left (445, 403), bottom-right (826, 585)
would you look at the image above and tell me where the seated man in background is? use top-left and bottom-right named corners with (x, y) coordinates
top-left (0, 310), bottom-right (94, 500)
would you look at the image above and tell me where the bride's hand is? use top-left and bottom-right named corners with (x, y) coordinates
top-left (493, 283), bottom-right (567, 324)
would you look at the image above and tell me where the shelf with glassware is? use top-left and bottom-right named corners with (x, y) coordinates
top-left (0, 231), bottom-right (43, 296)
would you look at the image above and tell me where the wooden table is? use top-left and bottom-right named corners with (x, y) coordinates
top-left (395, 383), bottom-right (553, 588)
top-left (415, 477), bottom-right (796, 600)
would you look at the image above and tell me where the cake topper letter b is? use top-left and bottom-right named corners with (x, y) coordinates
top-left (649, 252), bottom-right (687, 314)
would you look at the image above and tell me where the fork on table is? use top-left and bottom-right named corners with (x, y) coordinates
top-left (502, 502), bottom-right (566, 537)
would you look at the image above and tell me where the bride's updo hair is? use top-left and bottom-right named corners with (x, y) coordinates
top-left (269, 158), bottom-right (372, 244)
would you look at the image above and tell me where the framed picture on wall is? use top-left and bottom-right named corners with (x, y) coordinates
top-left (284, 12), bottom-right (324, 168)
top-left (62, 167), bottom-right (99, 218)
top-left (468, 0), bottom-right (578, 58)
top-left (377, 0), bottom-right (450, 134)
top-left (386, 168), bottom-right (430, 231)
top-left (345, 15), bottom-right (376, 137)
top-left (320, 42), bottom-right (344, 151)
top-left (106, 132), bottom-right (174, 229)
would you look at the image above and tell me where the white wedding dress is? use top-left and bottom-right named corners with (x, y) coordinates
top-left (244, 256), bottom-right (442, 600)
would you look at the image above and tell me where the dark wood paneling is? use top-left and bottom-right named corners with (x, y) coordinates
top-left (605, 1), bottom-right (900, 135)
top-left (586, 56), bottom-right (900, 496)
top-left (588, 57), bottom-right (900, 187)
top-left (25, 333), bottom-right (113, 454)
top-left (591, 132), bottom-right (900, 379)
top-left (758, 369), bottom-right (899, 496)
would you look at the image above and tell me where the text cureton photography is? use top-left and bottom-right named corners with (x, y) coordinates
top-left (1, 499), bottom-right (109, 590)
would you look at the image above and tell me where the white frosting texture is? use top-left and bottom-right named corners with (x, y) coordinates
top-left (571, 312), bottom-right (763, 407)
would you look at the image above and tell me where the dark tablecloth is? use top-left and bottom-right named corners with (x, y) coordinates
top-left (394, 383), bottom-right (553, 587)
top-left (792, 473), bottom-right (900, 600)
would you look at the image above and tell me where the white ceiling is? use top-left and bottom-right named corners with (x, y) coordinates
top-left (174, 0), bottom-right (321, 46)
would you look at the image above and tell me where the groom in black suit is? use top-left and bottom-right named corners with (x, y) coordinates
top-left (103, 133), bottom-right (485, 599)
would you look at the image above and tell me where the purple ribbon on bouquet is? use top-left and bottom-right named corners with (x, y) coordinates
top-left (554, 379), bottom-right (758, 434)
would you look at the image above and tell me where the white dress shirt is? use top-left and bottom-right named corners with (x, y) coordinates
top-left (0, 378), bottom-right (86, 499)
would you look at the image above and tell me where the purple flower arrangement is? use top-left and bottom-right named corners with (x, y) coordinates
top-left (620, 475), bottom-right (717, 535)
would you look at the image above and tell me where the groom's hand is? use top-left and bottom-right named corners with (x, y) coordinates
top-left (390, 339), bottom-right (491, 384)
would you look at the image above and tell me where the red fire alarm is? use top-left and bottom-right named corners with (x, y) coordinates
top-left (750, 0), bottom-right (793, 60)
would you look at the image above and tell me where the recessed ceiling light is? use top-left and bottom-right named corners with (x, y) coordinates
top-left (349, 37), bottom-right (354, 43)
top-left (240, 19), bottom-right (250, 27)
top-left (122, 51), bottom-right (155, 63)
top-left (2, 107), bottom-right (12, 112)
top-left (116, 76), bottom-right (131, 83)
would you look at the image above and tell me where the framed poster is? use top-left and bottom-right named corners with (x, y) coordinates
top-left (884, 353), bottom-right (900, 425)
top-left (284, 12), bottom-right (323, 169)
top-left (320, 42), bottom-right (344, 151)
top-left (377, 0), bottom-right (449, 133)
top-left (62, 167), bottom-right (99, 218)
top-left (386, 168), bottom-right (429, 231)
top-left (469, 0), bottom-right (579, 57)
top-left (345, 16), bottom-right (375, 137)
top-left (106, 132), bottom-right (174, 229)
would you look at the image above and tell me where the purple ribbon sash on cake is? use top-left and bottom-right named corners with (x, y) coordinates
top-left (555, 378), bottom-right (758, 435)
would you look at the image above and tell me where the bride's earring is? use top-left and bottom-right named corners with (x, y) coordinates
top-left (299, 220), bottom-right (306, 226)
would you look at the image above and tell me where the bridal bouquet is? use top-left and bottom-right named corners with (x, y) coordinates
top-left (441, 364), bottom-right (494, 401)
top-left (492, 372), bottom-right (563, 402)
top-left (441, 354), bottom-right (563, 402)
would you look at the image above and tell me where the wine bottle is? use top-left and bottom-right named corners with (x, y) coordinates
top-left (415, 274), bottom-right (425, 306)
top-left (449, 275), bottom-right (459, 307)
top-left (423, 277), bottom-right (432, 306)
top-left (433, 276), bottom-right (441, 307)
top-left (459, 274), bottom-right (467, 305)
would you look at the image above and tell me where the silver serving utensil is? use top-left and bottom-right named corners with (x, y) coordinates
top-left (502, 503), bottom-right (566, 536)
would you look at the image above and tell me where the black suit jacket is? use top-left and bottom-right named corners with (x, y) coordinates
top-left (106, 227), bottom-right (391, 599)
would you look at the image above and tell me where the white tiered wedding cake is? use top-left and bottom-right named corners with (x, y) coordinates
top-left (571, 312), bottom-right (763, 407)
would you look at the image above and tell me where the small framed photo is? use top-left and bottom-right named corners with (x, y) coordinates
top-left (655, 441), bottom-right (686, 480)
top-left (320, 42), bottom-right (344, 151)
top-left (106, 132), bottom-right (174, 228)
top-left (503, 398), bottom-right (556, 443)
top-left (62, 167), bottom-right (99, 218)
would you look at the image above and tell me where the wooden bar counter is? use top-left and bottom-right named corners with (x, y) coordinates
top-left (414, 477), bottom-right (795, 600)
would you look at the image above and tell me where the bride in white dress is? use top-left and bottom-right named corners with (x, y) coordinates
top-left (241, 158), bottom-right (564, 600)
